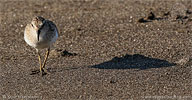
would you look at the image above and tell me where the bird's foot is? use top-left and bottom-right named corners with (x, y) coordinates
top-left (30, 68), bottom-right (50, 76)
top-left (41, 68), bottom-right (50, 76)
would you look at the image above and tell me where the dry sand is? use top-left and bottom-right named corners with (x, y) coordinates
top-left (0, 0), bottom-right (192, 100)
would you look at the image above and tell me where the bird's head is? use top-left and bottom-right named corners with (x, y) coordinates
top-left (31, 16), bottom-right (45, 41)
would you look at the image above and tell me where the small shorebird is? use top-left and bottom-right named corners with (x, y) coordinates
top-left (24, 16), bottom-right (59, 75)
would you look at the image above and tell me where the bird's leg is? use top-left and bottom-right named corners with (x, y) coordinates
top-left (37, 49), bottom-right (42, 73)
top-left (41, 47), bottom-right (50, 73)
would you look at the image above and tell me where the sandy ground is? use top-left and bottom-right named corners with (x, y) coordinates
top-left (0, 0), bottom-right (192, 100)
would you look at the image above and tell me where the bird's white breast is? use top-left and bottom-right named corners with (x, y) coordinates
top-left (24, 28), bottom-right (38, 48)
top-left (24, 23), bottom-right (58, 49)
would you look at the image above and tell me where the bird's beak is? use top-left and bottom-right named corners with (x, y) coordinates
top-left (37, 23), bottom-right (44, 41)
top-left (37, 29), bottom-right (41, 41)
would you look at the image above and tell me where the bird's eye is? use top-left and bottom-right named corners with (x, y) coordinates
top-left (31, 24), bottom-right (34, 28)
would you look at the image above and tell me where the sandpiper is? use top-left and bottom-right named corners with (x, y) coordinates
top-left (24, 16), bottom-right (59, 75)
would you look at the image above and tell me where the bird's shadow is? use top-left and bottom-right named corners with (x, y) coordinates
top-left (90, 54), bottom-right (176, 70)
